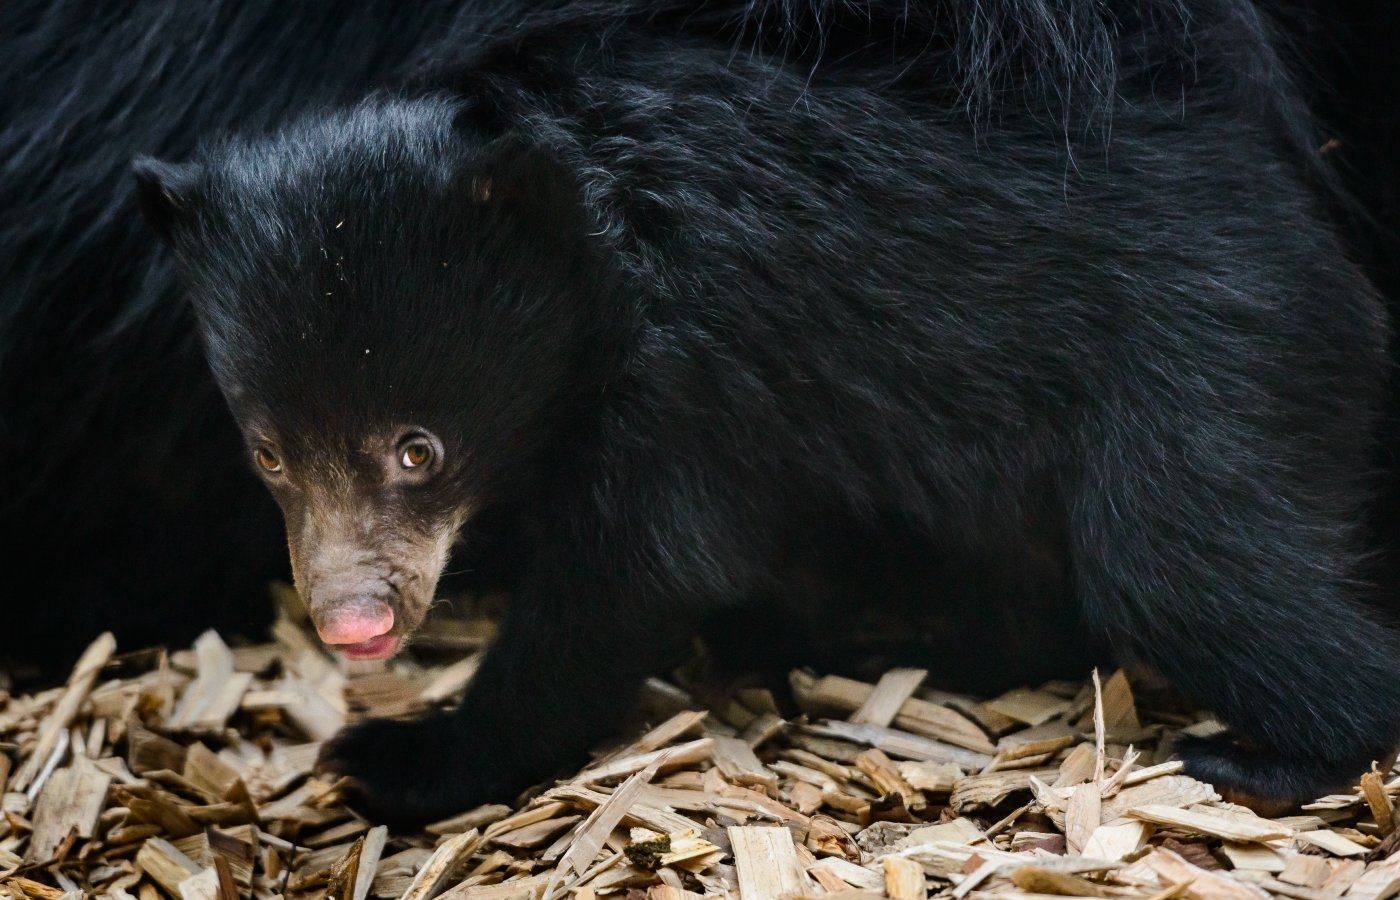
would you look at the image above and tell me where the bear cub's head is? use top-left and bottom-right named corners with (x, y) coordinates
top-left (134, 94), bottom-right (608, 659)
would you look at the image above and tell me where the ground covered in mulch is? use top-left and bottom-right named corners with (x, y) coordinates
top-left (1, 589), bottom-right (1397, 900)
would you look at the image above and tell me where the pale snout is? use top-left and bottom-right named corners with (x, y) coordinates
top-left (286, 494), bottom-right (462, 663)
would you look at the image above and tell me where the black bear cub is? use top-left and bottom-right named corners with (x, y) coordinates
top-left (135, 0), bottom-right (1400, 827)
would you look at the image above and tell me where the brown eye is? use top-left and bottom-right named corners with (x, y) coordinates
top-left (254, 446), bottom-right (282, 473)
top-left (400, 441), bottom-right (433, 469)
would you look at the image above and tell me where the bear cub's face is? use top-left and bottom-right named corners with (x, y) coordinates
top-left (133, 97), bottom-right (596, 659)
top-left (238, 416), bottom-right (467, 659)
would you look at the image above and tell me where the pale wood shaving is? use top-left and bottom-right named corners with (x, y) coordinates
top-left (27, 753), bottom-right (112, 862)
top-left (1065, 782), bottom-right (1102, 855)
top-left (401, 828), bottom-right (481, 900)
top-left (790, 672), bottom-right (994, 754)
top-left (727, 827), bottom-right (808, 900)
top-left (1294, 830), bottom-right (1371, 857)
top-left (882, 856), bottom-right (927, 900)
top-left (12, 632), bottom-right (115, 793)
top-left (167, 632), bottom-right (254, 734)
top-left (850, 670), bottom-right (929, 728)
top-left (1127, 805), bottom-right (1294, 843)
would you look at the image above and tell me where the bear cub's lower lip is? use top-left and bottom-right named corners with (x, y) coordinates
top-left (338, 634), bottom-right (401, 660)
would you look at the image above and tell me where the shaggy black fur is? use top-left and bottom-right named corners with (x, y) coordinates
top-left (0, 0), bottom-right (1102, 686)
top-left (132, 0), bottom-right (1400, 826)
top-left (1292, 0), bottom-right (1400, 587)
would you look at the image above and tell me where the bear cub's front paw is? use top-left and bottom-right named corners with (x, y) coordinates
top-left (317, 711), bottom-right (501, 828)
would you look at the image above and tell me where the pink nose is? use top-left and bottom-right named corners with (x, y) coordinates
top-left (315, 604), bottom-right (395, 645)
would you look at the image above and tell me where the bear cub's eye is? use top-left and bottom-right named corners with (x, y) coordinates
top-left (400, 440), bottom-right (434, 469)
top-left (392, 430), bottom-right (442, 477)
top-left (254, 446), bottom-right (282, 473)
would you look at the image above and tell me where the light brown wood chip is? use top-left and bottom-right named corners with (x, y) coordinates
top-left (851, 669), bottom-right (929, 728)
top-left (791, 672), bottom-right (993, 753)
top-left (12, 632), bottom-right (115, 793)
top-left (1127, 804), bottom-right (1292, 843)
top-left (399, 828), bottom-right (481, 900)
top-left (727, 826), bottom-right (809, 900)
top-left (1142, 847), bottom-right (1271, 900)
top-left (26, 754), bottom-right (112, 863)
top-left (168, 631), bottom-right (254, 733)
top-left (884, 856), bottom-right (928, 900)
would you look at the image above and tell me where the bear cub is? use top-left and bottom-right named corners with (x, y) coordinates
top-left (134, 0), bottom-right (1400, 827)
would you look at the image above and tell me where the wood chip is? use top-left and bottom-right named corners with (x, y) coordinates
top-left (26, 755), bottom-right (111, 862)
top-left (1093, 670), bottom-right (1140, 730)
top-left (11, 633), bottom-right (115, 793)
top-left (419, 654), bottom-right (483, 705)
top-left (884, 856), bottom-right (928, 900)
top-left (437, 874), bottom-right (552, 900)
top-left (1008, 866), bottom-right (1117, 898)
top-left (989, 735), bottom-right (1077, 773)
top-left (851, 670), bottom-right (928, 728)
top-left (1100, 776), bottom-right (1220, 822)
top-left (711, 736), bottom-right (778, 794)
top-left (791, 673), bottom-right (994, 753)
top-left (1065, 783), bottom-right (1102, 855)
top-left (547, 785), bottom-right (696, 835)
top-left (622, 713), bottom-right (711, 759)
top-left (401, 828), bottom-right (481, 900)
top-left (181, 742), bottom-right (242, 801)
top-left (1127, 805), bottom-right (1292, 843)
top-left (1326, 860), bottom-right (1370, 895)
top-left (1053, 744), bottom-right (1097, 790)
top-left (575, 740), bottom-right (716, 785)
top-left (856, 748), bottom-right (925, 813)
top-left (1361, 773), bottom-right (1396, 837)
top-left (1346, 857), bottom-right (1400, 900)
top-left (803, 721), bottom-right (992, 769)
top-left (428, 804), bottom-right (513, 837)
top-left (896, 819), bottom-right (984, 850)
top-left (1142, 847), bottom-right (1271, 900)
top-left (808, 858), bottom-right (884, 891)
top-left (136, 837), bottom-right (202, 897)
top-left (952, 768), bottom-right (1059, 812)
top-left (493, 816), bottom-right (583, 851)
top-left (354, 826), bottom-right (388, 900)
top-left (728, 827), bottom-right (808, 900)
top-left (1081, 821), bottom-right (1152, 862)
top-left (1220, 843), bottom-right (1285, 873)
top-left (898, 760), bottom-right (962, 794)
top-left (548, 761), bottom-right (664, 899)
top-left (1278, 855), bottom-right (1333, 888)
top-left (984, 689), bottom-right (1073, 727)
top-left (167, 632), bottom-right (253, 733)
top-left (1294, 831), bottom-right (1371, 858)
top-left (178, 867), bottom-right (221, 900)
top-left (1122, 761), bottom-right (1187, 786)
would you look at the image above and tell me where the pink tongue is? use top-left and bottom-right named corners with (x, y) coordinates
top-left (339, 633), bottom-right (401, 661)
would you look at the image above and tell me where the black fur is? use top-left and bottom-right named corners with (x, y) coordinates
top-left (132, 0), bottom-right (1400, 827)
top-left (0, 0), bottom-right (1100, 685)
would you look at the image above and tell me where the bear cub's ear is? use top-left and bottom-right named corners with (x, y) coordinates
top-left (131, 157), bottom-right (203, 242)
